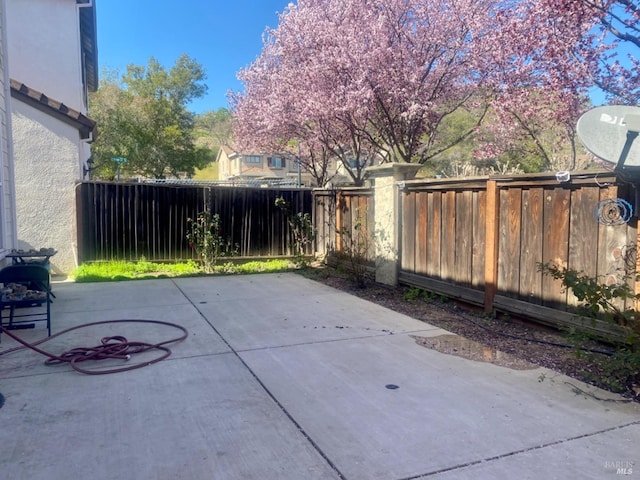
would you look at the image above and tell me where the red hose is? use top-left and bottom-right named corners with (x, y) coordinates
top-left (0, 319), bottom-right (188, 374)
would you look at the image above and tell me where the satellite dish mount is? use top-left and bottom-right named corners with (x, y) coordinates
top-left (577, 106), bottom-right (640, 218)
top-left (614, 114), bottom-right (640, 172)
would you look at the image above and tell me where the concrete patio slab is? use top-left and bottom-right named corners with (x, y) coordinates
top-left (0, 354), bottom-right (341, 480)
top-left (1, 272), bottom-right (638, 480)
top-left (51, 279), bottom-right (192, 314)
top-left (174, 273), bottom-right (337, 304)
top-left (239, 332), bottom-right (640, 480)
top-left (429, 423), bottom-right (640, 480)
top-left (0, 306), bottom-right (230, 378)
top-left (177, 275), bottom-right (446, 351)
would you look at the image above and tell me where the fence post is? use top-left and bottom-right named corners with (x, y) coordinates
top-left (335, 191), bottom-right (344, 252)
top-left (75, 182), bottom-right (86, 264)
top-left (636, 214), bottom-right (640, 313)
top-left (367, 163), bottom-right (421, 286)
top-left (484, 179), bottom-right (500, 312)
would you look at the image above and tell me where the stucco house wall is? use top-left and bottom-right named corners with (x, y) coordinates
top-left (0, 0), bottom-right (17, 265)
top-left (6, 0), bottom-right (86, 113)
top-left (11, 102), bottom-right (81, 273)
top-left (4, 0), bottom-right (97, 274)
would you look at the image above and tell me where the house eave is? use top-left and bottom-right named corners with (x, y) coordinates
top-left (10, 79), bottom-right (96, 139)
top-left (78, 0), bottom-right (98, 92)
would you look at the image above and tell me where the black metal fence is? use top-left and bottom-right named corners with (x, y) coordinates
top-left (76, 182), bottom-right (313, 262)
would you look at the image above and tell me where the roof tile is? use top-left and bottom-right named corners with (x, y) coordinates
top-left (10, 79), bottom-right (96, 139)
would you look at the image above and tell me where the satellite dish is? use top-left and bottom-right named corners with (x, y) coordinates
top-left (576, 105), bottom-right (640, 168)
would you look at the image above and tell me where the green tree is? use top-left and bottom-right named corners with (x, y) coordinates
top-left (192, 108), bottom-right (233, 179)
top-left (195, 108), bottom-right (233, 149)
top-left (428, 99), bottom-right (593, 177)
top-left (89, 55), bottom-right (211, 180)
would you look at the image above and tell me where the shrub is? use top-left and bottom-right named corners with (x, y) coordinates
top-left (275, 197), bottom-right (315, 267)
top-left (186, 211), bottom-right (237, 273)
top-left (539, 262), bottom-right (640, 348)
top-left (539, 262), bottom-right (640, 396)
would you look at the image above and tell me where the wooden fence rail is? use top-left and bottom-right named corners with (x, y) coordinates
top-left (313, 188), bottom-right (375, 259)
top-left (76, 182), bottom-right (313, 263)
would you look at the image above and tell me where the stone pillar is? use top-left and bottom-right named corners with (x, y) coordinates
top-left (366, 163), bottom-right (421, 286)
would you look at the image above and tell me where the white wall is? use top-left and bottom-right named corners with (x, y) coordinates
top-left (6, 0), bottom-right (85, 112)
top-left (0, 0), bottom-right (17, 260)
top-left (12, 101), bottom-right (80, 274)
top-left (5, 0), bottom-right (91, 274)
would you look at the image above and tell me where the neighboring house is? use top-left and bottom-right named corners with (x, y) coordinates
top-left (216, 144), bottom-right (380, 187)
top-left (216, 145), bottom-right (307, 186)
top-left (5, 0), bottom-right (97, 275)
top-left (0, 0), bottom-right (18, 267)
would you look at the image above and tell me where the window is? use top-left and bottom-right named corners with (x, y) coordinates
top-left (268, 157), bottom-right (285, 168)
top-left (245, 156), bottom-right (261, 164)
top-left (348, 158), bottom-right (362, 168)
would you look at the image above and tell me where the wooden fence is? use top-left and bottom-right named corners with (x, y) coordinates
top-left (315, 171), bottom-right (638, 336)
top-left (76, 182), bottom-right (313, 263)
top-left (313, 188), bottom-right (375, 259)
top-left (77, 174), bottom-right (637, 335)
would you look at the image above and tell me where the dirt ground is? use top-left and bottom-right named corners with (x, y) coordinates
top-left (300, 266), bottom-right (640, 402)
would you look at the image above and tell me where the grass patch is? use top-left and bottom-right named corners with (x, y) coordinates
top-left (70, 258), bottom-right (294, 283)
top-left (232, 259), bottom-right (292, 273)
top-left (193, 161), bottom-right (218, 180)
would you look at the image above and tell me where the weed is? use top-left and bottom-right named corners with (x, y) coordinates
top-left (403, 287), bottom-right (422, 302)
top-left (402, 287), bottom-right (446, 304)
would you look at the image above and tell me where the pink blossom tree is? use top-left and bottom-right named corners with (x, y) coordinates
top-left (231, 1), bottom-right (380, 185)
top-left (232, 0), bottom-right (633, 179)
top-left (476, 0), bottom-right (637, 169)
top-left (537, 0), bottom-right (638, 104)
top-left (229, 47), bottom-right (341, 187)
top-left (232, 0), bottom-right (501, 181)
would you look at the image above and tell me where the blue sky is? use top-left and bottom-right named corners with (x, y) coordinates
top-left (97, 1), bottom-right (634, 113)
top-left (96, 1), bottom-right (291, 114)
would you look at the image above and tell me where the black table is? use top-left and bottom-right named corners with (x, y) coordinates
top-left (0, 264), bottom-right (52, 339)
top-left (6, 248), bottom-right (57, 265)
top-left (2, 249), bottom-right (57, 306)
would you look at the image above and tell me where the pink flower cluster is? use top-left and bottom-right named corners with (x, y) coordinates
top-left (231, 0), bottom-right (637, 173)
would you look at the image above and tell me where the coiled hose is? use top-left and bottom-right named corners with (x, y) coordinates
top-left (0, 319), bottom-right (188, 375)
